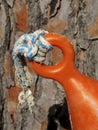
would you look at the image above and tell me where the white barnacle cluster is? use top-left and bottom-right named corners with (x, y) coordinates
top-left (12, 29), bottom-right (53, 112)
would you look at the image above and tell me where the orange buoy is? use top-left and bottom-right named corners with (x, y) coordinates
top-left (27, 33), bottom-right (98, 130)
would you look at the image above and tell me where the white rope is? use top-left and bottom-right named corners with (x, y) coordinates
top-left (12, 29), bottom-right (53, 112)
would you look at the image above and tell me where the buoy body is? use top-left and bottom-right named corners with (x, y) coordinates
top-left (27, 33), bottom-right (98, 130)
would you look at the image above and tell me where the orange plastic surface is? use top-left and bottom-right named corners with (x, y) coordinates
top-left (27, 33), bottom-right (98, 130)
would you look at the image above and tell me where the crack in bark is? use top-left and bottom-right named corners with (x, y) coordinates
top-left (49, 0), bottom-right (61, 18)
top-left (0, 1), bottom-right (12, 129)
top-left (2, 0), bottom-right (11, 51)
top-left (28, 0), bottom-right (43, 32)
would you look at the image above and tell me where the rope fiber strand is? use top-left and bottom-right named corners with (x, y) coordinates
top-left (12, 29), bottom-right (53, 112)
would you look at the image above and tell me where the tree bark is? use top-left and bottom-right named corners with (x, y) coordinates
top-left (0, 0), bottom-right (98, 130)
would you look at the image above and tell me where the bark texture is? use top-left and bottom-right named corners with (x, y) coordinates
top-left (0, 0), bottom-right (98, 130)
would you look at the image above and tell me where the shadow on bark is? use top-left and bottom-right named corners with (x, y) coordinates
top-left (47, 98), bottom-right (71, 130)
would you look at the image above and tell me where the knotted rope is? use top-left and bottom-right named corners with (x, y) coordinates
top-left (12, 30), bottom-right (53, 112)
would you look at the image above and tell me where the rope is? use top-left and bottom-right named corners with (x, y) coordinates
top-left (12, 29), bottom-right (53, 112)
